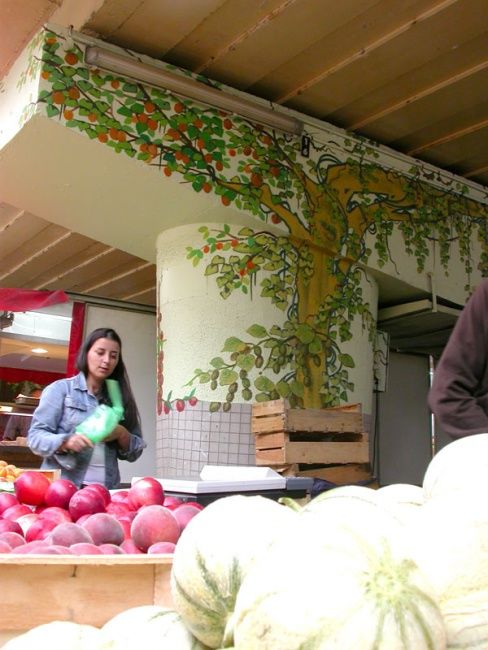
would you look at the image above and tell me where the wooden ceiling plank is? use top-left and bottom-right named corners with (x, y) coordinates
top-left (95, 268), bottom-right (156, 299)
top-left (364, 67), bottom-right (488, 147)
top-left (351, 58), bottom-right (488, 130)
top-left (0, 205), bottom-right (24, 233)
top-left (80, 261), bottom-right (153, 292)
top-left (0, 230), bottom-right (72, 282)
top-left (320, 30), bottom-right (488, 127)
top-left (407, 117), bottom-right (488, 155)
top-left (63, 250), bottom-right (140, 291)
top-left (84, 0), bottom-right (226, 59)
top-left (166, 0), bottom-right (291, 72)
top-left (274, 0), bottom-right (461, 104)
top-left (465, 164), bottom-right (488, 178)
top-left (119, 284), bottom-right (157, 301)
top-left (194, 0), bottom-right (299, 74)
top-left (417, 127), bottom-right (488, 170)
top-left (30, 242), bottom-right (115, 289)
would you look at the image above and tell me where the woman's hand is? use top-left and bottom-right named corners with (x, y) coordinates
top-left (60, 434), bottom-right (94, 453)
top-left (103, 424), bottom-right (130, 450)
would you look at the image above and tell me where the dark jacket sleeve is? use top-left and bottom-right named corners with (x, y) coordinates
top-left (428, 279), bottom-right (488, 438)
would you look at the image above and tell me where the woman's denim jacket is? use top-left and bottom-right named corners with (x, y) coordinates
top-left (28, 372), bottom-right (146, 488)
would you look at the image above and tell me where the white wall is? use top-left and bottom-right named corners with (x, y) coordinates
top-left (376, 352), bottom-right (433, 486)
top-left (84, 305), bottom-right (156, 483)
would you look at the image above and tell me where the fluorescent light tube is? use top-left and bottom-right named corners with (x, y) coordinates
top-left (85, 46), bottom-right (303, 136)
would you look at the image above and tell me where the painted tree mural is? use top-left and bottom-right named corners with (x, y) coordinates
top-left (34, 29), bottom-right (488, 410)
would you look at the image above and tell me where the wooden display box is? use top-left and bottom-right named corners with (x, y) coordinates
top-left (0, 555), bottom-right (173, 644)
top-left (252, 399), bottom-right (369, 468)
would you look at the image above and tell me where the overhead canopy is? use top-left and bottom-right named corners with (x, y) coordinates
top-left (0, 288), bottom-right (69, 312)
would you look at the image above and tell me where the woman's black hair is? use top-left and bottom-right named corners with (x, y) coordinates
top-left (76, 327), bottom-right (141, 432)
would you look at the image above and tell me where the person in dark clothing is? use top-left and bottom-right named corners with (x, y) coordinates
top-left (428, 279), bottom-right (488, 439)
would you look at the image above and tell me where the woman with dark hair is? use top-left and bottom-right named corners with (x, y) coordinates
top-left (28, 327), bottom-right (146, 488)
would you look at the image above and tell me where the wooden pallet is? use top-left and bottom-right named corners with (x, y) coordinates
top-left (252, 399), bottom-right (369, 468)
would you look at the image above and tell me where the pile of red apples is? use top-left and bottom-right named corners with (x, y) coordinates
top-left (0, 472), bottom-right (203, 555)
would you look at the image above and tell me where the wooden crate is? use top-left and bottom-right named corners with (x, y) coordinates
top-left (0, 555), bottom-right (173, 644)
top-left (252, 399), bottom-right (369, 468)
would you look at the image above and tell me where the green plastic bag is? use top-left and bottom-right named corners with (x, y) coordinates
top-left (75, 380), bottom-right (124, 443)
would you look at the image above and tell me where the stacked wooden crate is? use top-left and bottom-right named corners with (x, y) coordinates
top-left (252, 399), bottom-right (373, 485)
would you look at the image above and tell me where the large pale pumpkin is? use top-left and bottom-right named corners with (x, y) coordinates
top-left (407, 495), bottom-right (488, 648)
top-left (232, 497), bottom-right (446, 649)
top-left (423, 433), bottom-right (488, 501)
top-left (99, 605), bottom-right (208, 649)
top-left (1, 621), bottom-right (101, 650)
top-left (170, 495), bottom-right (297, 649)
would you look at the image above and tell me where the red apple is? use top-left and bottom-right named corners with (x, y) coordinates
top-left (106, 501), bottom-right (132, 517)
top-left (25, 517), bottom-right (58, 542)
top-left (173, 504), bottom-right (201, 531)
top-left (70, 542), bottom-right (103, 555)
top-left (12, 540), bottom-right (50, 554)
top-left (14, 471), bottom-right (51, 506)
top-left (69, 487), bottom-right (105, 521)
top-left (99, 543), bottom-right (125, 554)
top-left (0, 540), bottom-right (11, 553)
top-left (2, 504), bottom-right (32, 521)
top-left (49, 522), bottom-right (94, 547)
top-left (0, 518), bottom-right (23, 535)
top-left (42, 545), bottom-right (73, 555)
top-left (147, 541), bottom-right (176, 554)
top-left (116, 517), bottom-right (132, 540)
top-left (128, 477), bottom-right (165, 509)
top-left (0, 492), bottom-right (19, 514)
top-left (162, 495), bottom-right (184, 510)
top-left (44, 478), bottom-right (78, 509)
top-left (120, 538), bottom-right (144, 554)
top-left (83, 483), bottom-right (111, 507)
top-left (184, 501), bottom-right (205, 511)
top-left (16, 513), bottom-right (38, 535)
top-left (130, 505), bottom-right (180, 552)
top-left (38, 506), bottom-right (72, 524)
top-left (0, 531), bottom-right (25, 548)
top-left (110, 490), bottom-right (130, 504)
top-left (81, 513), bottom-right (125, 546)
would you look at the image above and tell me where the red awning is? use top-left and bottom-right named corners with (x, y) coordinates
top-left (0, 289), bottom-right (69, 312)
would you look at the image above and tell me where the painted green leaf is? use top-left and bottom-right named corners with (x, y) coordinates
top-left (308, 338), bottom-right (322, 354)
top-left (219, 369), bottom-right (238, 386)
top-left (246, 323), bottom-right (267, 339)
top-left (236, 354), bottom-right (255, 372)
top-left (339, 353), bottom-right (355, 368)
top-left (204, 265), bottom-right (219, 276)
top-left (209, 402), bottom-right (221, 412)
top-left (295, 324), bottom-right (315, 344)
top-left (210, 357), bottom-right (226, 369)
top-left (276, 381), bottom-right (291, 397)
top-left (254, 376), bottom-right (274, 392)
top-left (290, 381), bottom-right (304, 397)
top-left (222, 337), bottom-right (247, 353)
top-left (255, 392), bottom-right (271, 402)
